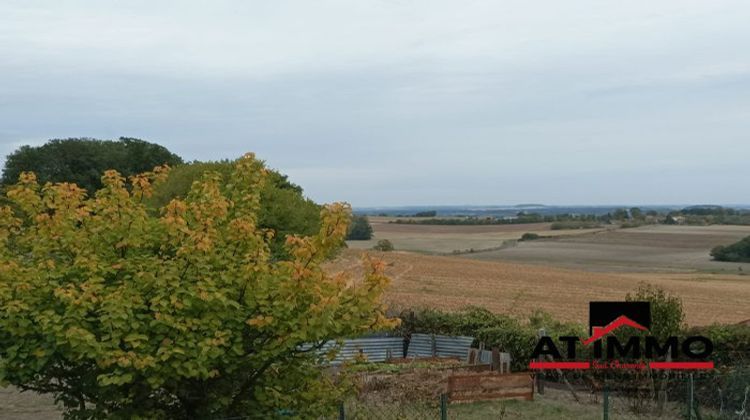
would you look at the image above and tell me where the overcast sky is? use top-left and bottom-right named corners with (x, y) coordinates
top-left (1, 1), bottom-right (748, 206)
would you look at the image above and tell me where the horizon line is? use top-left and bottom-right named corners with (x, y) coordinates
top-left (353, 203), bottom-right (750, 209)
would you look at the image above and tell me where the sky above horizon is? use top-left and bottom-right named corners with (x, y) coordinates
top-left (1, 1), bottom-right (748, 207)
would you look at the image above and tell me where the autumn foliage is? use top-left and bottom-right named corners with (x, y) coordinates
top-left (0, 154), bottom-right (397, 419)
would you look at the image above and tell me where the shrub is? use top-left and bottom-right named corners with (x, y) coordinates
top-left (678, 324), bottom-right (750, 410)
top-left (710, 236), bottom-right (750, 262)
top-left (373, 239), bottom-right (394, 251)
top-left (688, 323), bottom-right (750, 367)
top-left (0, 154), bottom-right (398, 419)
top-left (626, 283), bottom-right (684, 339)
top-left (620, 221), bottom-right (646, 228)
top-left (476, 325), bottom-right (537, 370)
top-left (519, 232), bottom-right (540, 241)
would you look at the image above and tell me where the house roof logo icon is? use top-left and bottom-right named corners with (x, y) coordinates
top-left (585, 301), bottom-right (651, 346)
top-left (582, 315), bottom-right (649, 346)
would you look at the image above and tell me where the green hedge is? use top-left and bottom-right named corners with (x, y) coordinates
top-left (688, 323), bottom-right (750, 367)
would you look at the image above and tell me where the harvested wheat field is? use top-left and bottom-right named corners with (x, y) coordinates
top-left (346, 218), bottom-right (604, 254)
top-left (464, 224), bottom-right (750, 273)
top-left (328, 249), bottom-right (750, 326)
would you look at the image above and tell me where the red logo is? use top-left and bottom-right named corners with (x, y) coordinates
top-left (582, 315), bottom-right (648, 346)
top-left (529, 302), bottom-right (714, 371)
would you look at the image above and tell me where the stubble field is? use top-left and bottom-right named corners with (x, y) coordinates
top-left (462, 224), bottom-right (750, 273)
top-left (340, 222), bottom-right (750, 325)
top-left (346, 217), bottom-right (604, 254)
top-left (330, 249), bottom-right (750, 326)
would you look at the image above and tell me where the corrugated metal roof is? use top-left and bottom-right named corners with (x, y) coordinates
top-left (304, 333), bottom-right (476, 365)
top-left (435, 334), bottom-right (474, 358)
top-left (406, 333), bottom-right (474, 359)
top-left (304, 337), bottom-right (404, 365)
top-left (405, 334), bottom-right (434, 358)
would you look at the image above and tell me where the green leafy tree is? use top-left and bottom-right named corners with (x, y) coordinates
top-left (346, 215), bottom-right (373, 240)
top-left (612, 208), bottom-right (629, 221)
top-left (147, 161), bottom-right (321, 259)
top-left (1, 137), bottom-right (183, 193)
top-left (0, 154), bottom-right (397, 419)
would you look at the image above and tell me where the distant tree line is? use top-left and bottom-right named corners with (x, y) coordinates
top-left (665, 206), bottom-right (750, 226)
top-left (387, 210), bottom-right (437, 218)
top-left (681, 205), bottom-right (739, 216)
top-left (549, 220), bottom-right (603, 230)
top-left (390, 212), bottom-right (606, 227)
top-left (388, 206), bottom-right (750, 228)
top-left (412, 210), bottom-right (437, 217)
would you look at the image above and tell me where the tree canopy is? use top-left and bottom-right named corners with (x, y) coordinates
top-left (2, 139), bottom-right (321, 260)
top-left (1, 137), bottom-right (183, 193)
top-left (346, 215), bottom-right (373, 240)
top-left (0, 154), bottom-right (397, 419)
top-left (146, 161), bottom-right (321, 259)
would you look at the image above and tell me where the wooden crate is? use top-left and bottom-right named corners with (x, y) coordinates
top-left (447, 372), bottom-right (533, 403)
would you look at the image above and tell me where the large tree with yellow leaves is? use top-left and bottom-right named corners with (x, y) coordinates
top-left (0, 154), bottom-right (396, 419)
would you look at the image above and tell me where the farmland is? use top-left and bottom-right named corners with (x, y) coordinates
top-left (330, 249), bottom-right (750, 326)
top-left (346, 217), bottom-right (605, 254)
top-left (340, 222), bottom-right (750, 326)
top-left (462, 224), bottom-right (750, 273)
top-left (5, 222), bottom-right (750, 418)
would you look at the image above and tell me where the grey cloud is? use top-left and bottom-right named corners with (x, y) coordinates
top-left (1, 0), bottom-right (749, 206)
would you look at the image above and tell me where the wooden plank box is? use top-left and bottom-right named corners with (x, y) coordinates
top-left (447, 372), bottom-right (533, 403)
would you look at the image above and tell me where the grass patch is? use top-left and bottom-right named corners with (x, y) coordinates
top-left (448, 396), bottom-right (602, 420)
